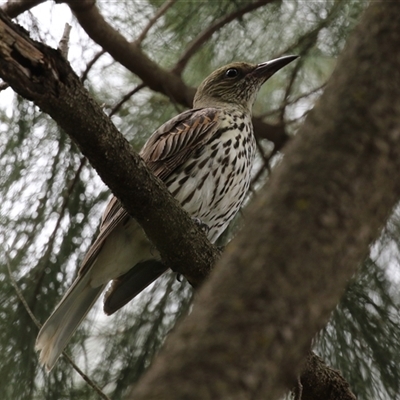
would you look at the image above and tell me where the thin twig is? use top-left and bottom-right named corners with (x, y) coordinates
top-left (279, 57), bottom-right (302, 123)
top-left (6, 253), bottom-right (41, 328)
top-left (249, 143), bottom-right (274, 195)
top-left (278, 0), bottom-right (345, 58)
top-left (172, 0), bottom-right (274, 75)
top-left (0, 81), bottom-right (9, 91)
top-left (80, 49), bottom-right (106, 82)
top-left (260, 84), bottom-right (326, 120)
top-left (5, 250), bottom-right (111, 400)
top-left (255, 135), bottom-right (272, 174)
top-left (165, 84), bottom-right (185, 114)
top-left (109, 82), bottom-right (146, 117)
top-left (135, 0), bottom-right (177, 45)
top-left (65, 0), bottom-right (195, 107)
top-left (61, 353), bottom-right (111, 400)
top-left (39, 156), bottom-right (87, 266)
top-left (58, 23), bottom-right (72, 58)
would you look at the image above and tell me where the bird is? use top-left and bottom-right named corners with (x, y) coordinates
top-left (35, 55), bottom-right (298, 371)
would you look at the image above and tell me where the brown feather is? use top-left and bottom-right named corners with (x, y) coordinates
top-left (140, 108), bottom-right (221, 181)
top-left (78, 197), bottom-right (129, 276)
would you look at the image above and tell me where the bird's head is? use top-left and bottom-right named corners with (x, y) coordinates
top-left (193, 55), bottom-right (298, 112)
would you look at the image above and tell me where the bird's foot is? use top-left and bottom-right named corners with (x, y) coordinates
top-left (192, 217), bottom-right (210, 234)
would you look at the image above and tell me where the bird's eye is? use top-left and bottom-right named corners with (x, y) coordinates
top-left (225, 68), bottom-right (239, 78)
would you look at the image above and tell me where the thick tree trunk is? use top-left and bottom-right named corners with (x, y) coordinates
top-left (125, 2), bottom-right (400, 399)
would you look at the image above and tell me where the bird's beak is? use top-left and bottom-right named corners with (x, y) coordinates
top-left (252, 55), bottom-right (298, 80)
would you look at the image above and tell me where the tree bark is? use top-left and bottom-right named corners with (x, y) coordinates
top-left (298, 353), bottom-right (357, 400)
top-left (0, 9), bottom-right (219, 286)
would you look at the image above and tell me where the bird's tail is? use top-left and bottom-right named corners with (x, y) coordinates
top-left (35, 272), bottom-right (105, 371)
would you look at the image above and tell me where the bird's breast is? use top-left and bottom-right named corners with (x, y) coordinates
top-left (165, 112), bottom-right (255, 243)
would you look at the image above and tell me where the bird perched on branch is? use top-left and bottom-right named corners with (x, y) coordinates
top-left (36, 55), bottom-right (297, 370)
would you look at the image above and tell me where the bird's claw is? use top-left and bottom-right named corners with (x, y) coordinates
top-left (192, 217), bottom-right (210, 234)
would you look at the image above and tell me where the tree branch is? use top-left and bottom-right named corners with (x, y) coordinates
top-left (64, 0), bottom-right (195, 107)
top-left (57, 22), bottom-right (71, 57)
top-left (0, 9), bottom-right (219, 287)
top-left (135, 0), bottom-right (177, 45)
top-left (0, 80), bottom-right (9, 91)
top-left (1, 0), bottom-right (45, 18)
top-left (299, 352), bottom-right (357, 400)
top-left (80, 49), bottom-right (105, 81)
top-left (172, 0), bottom-right (276, 76)
top-left (108, 82), bottom-right (146, 117)
top-left (252, 116), bottom-right (290, 150)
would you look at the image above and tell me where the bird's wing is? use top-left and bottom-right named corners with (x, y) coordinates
top-left (103, 259), bottom-right (168, 315)
top-left (79, 107), bottom-right (221, 275)
top-left (79, 196), bottom-right (129, 276)
top-left (140, 107), bottom-right (221, 181)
